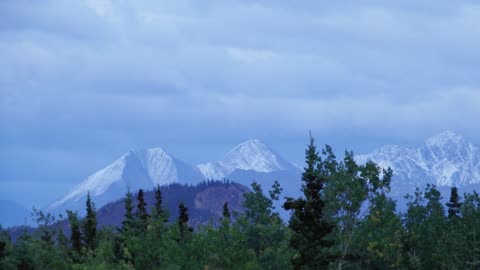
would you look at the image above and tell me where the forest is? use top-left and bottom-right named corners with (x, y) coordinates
top-left (1, 137), bottom-right (480, 270)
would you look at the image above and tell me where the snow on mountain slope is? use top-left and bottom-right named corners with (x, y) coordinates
top-left (48, 148), bottom-right (203, 214)
top-left (48, 139), bottom-right (300, 217)
top-left (357, 131), bottom-right (480, 188)
top-left (198, 139), bottom-right (298, 180)
top-left (197, 139), bottom-right (301, 220)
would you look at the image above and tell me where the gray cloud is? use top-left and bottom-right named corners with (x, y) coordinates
top-left (1, 0), bottom-right (480, 207)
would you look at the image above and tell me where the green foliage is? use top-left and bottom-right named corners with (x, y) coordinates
top-left (28, 209), bottom-right (68, 269)
top-left (0, 225), bottom-right (16, 269)
top-left (461, 192), bottom-right (480, 269)
top-left (403, 184), bottom-right (447, 269)
top-left (322, 151), bottom-right (394, 269)
top-left (356, 194), bottom-right (404, 269)
top-left (14, 229), bottom-right (35, 270)
top-left (241, 181), bottom-right (293, 270)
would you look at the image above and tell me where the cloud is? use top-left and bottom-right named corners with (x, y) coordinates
top-left (1, 0), bottom-right (480, 207)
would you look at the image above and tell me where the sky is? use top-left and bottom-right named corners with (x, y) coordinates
top-left (1, 0), bottom-right (480, 208)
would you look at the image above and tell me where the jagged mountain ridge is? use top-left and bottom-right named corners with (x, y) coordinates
top-left (197, 139), bottom-right (298, 180)
top-left (48, 139), bottom-right (300, 215)
top-left (356, 131), bottom-right (480, 188)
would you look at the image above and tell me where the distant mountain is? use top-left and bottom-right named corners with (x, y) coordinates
top-left (198, 139), bottom-right (298, 179)
top-left (47, 148), bottom-right (203, 215)
top-left (47, 140), bottom-right (300, 217)
top-left (357, 131), bottom-right (480, 208)
top-left (198, 139), bottom-right (301, 203)
top-left (0, 200), bottom-right (31, 228)
top-left (8, 181), bottom-right (249, 239)
top-left (96, 181), bottom-right (249, 228)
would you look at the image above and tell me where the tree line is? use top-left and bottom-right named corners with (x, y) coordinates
top-left (1, 136), bottom-right (480, 269)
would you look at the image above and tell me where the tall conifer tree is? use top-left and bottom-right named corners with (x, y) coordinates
top-left (154, 185), bottom-right (167, 221)
top-left (122, 189), bottom-right (135, 233)
top-left (447, 187), bottom-right (462, 219)
top-left (178, 202), bottom-right (191, 241)
top-left (283, 134), bottom-right (333, 269)
top-left (67, 210), bottom-right (82, 256)
top-left (136, 189), bottom-right (149, 230)
top-left (223, 201), bottom-right (231, 220)
top-left (82, 192), bottom-right (97, 250)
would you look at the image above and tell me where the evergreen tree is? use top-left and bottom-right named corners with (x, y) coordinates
top-left (283, 135), bottom-right (334, 269)
top-left (82, 192), bottom-right (97, 251)
top-left (67, 210), bottom-right (82, 256)
top-left (122, 189), bottom-right (135, 233)
top-left (178, 202), bottom-right (192, 241)
top-left (154, 185), bottom-right (167, 222)
top-left (223, 201), bottom-right (231, 220)
top-left (447, 187), bottom-right (462, 219)
top-left (136, 189), bottom-right (149, 231)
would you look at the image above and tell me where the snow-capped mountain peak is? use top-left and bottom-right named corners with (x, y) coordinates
top-left (357, 131), bottom-right (480, 188)
top-left (48, 147), bottom-right (202, 214)
top-left (224, 139), bottom-right (287, 171)
top-left (198, 139), bottom-right (297, 180)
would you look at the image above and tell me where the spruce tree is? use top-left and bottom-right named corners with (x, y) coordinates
top-left (178, 202), bottom-right (192, 241)
top-left (122, 189), bottom-right (135, 233)
top-left (447, 187), bottom-right (462, 219)
top-left (223, 201), bottom-right (231, 220)
top-left (67, 210), bottom-right (82, 256)
top-left (154, 185), bottom-right (167, 222)
top-left (82, 192), bottom-right (97, 251)
top-left (136, 189), bottom-right (149, 230)
top-left (283, 135), bottom-right (333, 269)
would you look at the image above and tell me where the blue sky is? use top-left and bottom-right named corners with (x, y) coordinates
top-left (1, 0), bottom-right (480, 208)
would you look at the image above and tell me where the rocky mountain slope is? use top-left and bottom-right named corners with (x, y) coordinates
top-left (357, 131), bottom-right (480, 207)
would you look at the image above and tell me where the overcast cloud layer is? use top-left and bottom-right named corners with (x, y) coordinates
top-left (1, 0), bottom-right (480, 208)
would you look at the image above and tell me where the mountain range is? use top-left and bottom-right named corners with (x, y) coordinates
top-left (47, 139), bottom-right (301, 216)
top-left (357, 131), bottom-right (480, 207)
top-left (5, 131), bottom-right (480, 227)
